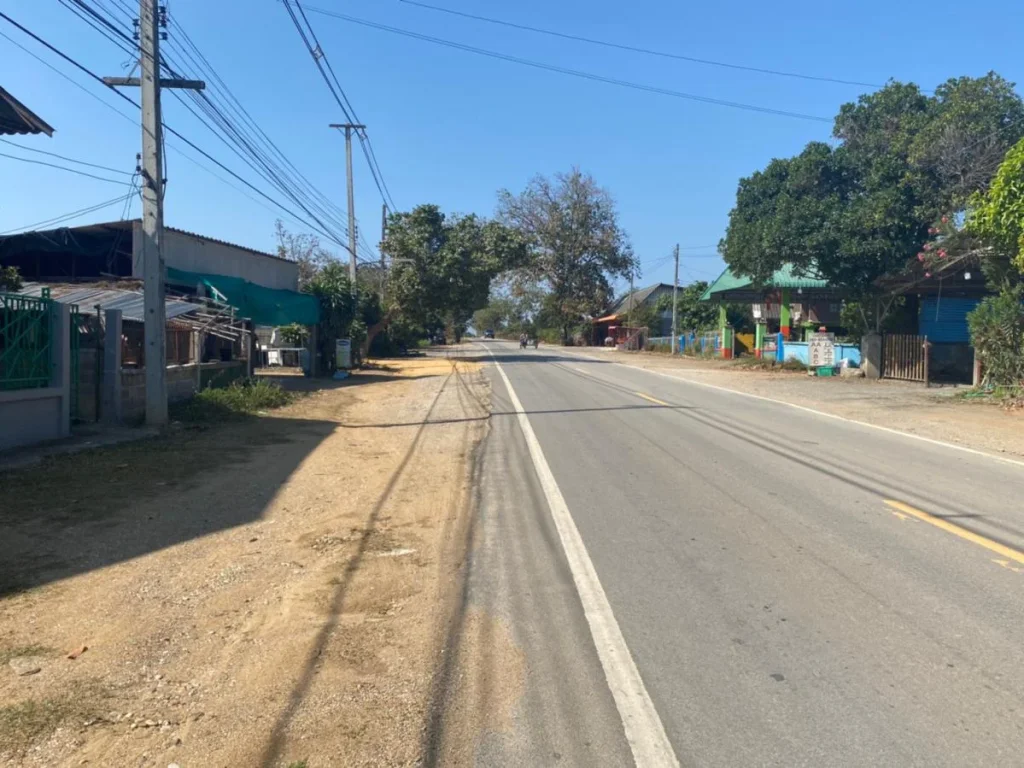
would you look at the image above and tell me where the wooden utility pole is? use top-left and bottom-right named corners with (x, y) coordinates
top-left (329, 123), bottom-right (365, 288)
top-left (105, 0), bottom-right (204, 426)
top-left (671, 244), bottom-right (679, 354)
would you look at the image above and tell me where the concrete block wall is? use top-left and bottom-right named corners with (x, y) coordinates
top-left (121, 361), bottom-right (246, 423)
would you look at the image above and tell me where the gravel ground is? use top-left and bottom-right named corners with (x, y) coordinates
top-left (0, 356), bottom-right (488, 767)
top-left (567, 348), bottom-right (1024, 460)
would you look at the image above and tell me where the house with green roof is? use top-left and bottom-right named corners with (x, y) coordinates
top-left (700, 265), bottom-right (842, 350)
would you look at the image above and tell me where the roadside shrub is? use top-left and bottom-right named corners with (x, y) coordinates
top-left (967, 285), bottom-right (1024, 388)
top-left (171, 378), bottom-right (294, 422)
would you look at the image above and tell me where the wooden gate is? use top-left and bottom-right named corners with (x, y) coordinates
top-left (882, 333), bottom-right (929, 383)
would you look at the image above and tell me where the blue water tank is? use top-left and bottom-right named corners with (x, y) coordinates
top-left (919, 297), bottom-right (979, 343)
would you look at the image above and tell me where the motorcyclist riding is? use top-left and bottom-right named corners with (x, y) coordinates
top-left (519, 333), bottom-right (528, 349)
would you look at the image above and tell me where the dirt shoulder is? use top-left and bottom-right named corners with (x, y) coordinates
top-left (0, 355), bottom-right (489, 767)
top-left (566, 348), bottom-right (1024, 461)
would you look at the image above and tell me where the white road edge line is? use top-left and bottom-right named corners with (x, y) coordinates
top-left (556, 347), bottom-right (1024, 471)
top-left (481, 344), bottom-right (680, 768)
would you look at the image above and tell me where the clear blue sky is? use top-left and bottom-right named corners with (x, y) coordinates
top-left (2, 0), bottom-right (1022, 294)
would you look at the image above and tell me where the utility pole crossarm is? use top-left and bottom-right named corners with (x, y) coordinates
top-left (104, 76), bottom-right (206, 89)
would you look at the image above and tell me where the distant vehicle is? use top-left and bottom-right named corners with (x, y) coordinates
top-left (433, 334), bottom-right (447, 345)
top-left (484, 329), bottom-right (495, 339)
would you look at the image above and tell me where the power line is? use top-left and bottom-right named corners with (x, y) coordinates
top-left (0, 150), bottom-right (136, 185)
top-left (0, 9), bottom-right (356, 250)
top-left (49, 0), bottom-right (356, 247)
top-left (284, 1), bottom-right (399, 211)
top-left (398, 0), bottom-right (883, 90)
top-left (164, 11), bottom-right (357, 234)
top-left (301, 7), bottom-right (832, 123)
top-left (0, 138), bottom-right (134, 176)
top-left (0, 18), bottom-right (352, 249)
top-left (0, 192), bottom-right (134, 235)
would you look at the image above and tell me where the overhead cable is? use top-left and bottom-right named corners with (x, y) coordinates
top-left (0, 9), bottom-right (355, 249)
top-left (398, 0), bottom-right (883, 90)
top-left (300, 7), bottom-right (832, 123)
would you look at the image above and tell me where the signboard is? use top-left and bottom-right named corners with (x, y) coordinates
top-left (808, 332), bottom-right (836, 367)
top-left (335, 338), bottom-right (352, 370)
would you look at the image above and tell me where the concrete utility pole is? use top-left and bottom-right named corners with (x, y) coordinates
top-left (671, 244), bottom-right (680, 354)
top-left (380, 202), bottom-right (388, 299)
top-left (105, 0), bottom-right (204, 426)
top-left (329, 123), bottom-right (365, 287)
top-left (628, 268), bottom-right (635, 330)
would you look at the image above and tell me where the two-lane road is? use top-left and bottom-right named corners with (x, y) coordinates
top-left (441, 340), bottom-right (1024, 767)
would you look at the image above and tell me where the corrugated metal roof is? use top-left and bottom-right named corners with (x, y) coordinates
top-left (16, 282), bottom-right (202, 323)
top-left (0, 86), bottom-right (54, 137)
top-left (605, 283), bottom-right (673, 318)
top-left (700, 264), bottom-right (831, 301)
top-left (3, 219), bottom-right (291, 264)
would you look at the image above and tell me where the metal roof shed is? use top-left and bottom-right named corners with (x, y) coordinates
top-left (0, 86), bottom-right (54, 136)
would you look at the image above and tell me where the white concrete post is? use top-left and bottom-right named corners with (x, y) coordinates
top-left (102, 309), bottom-right (123, 423)
top-left (51, 303), bottom-right (72, 438)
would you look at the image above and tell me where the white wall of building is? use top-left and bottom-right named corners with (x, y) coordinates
top-left (132, 222), bottom-right (298, 291)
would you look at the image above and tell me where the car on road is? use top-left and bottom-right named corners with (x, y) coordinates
top-left (484, 329), bottom-right (495, 339)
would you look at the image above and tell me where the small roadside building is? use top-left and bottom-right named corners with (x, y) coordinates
top-left (699, 262), bottom-right (990, 382)
top-left (0, 221), bottom-right (320, 434)
top-left (591, 282), bottom-right (676, 345)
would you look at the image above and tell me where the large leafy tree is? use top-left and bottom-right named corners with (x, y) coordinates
top-left (383, 205), bottom-right (527, 341)
top-left (967, 135), bottom-right (1024, 278)
top-left (655, 281), bottom-right (720, 331)
top-left (721, 74), bottom-right (1024, 331)
top-left (498, 168), bottom-right (636, 343)
top-left (305, 263), bottom-right (382, 368)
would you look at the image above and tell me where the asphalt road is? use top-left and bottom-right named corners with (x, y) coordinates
top-left (456, 340), bottom-right (1024, 767)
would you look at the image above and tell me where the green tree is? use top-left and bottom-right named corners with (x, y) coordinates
top-left (384, 205), bottom-right (527, 343)
top-left (721, 75), bottom-right (1024, 331)
top-left (305, 263), bottom-right (381, 369)
top-left (654, 281), bottom-right (719, 331)
top-left (275, 220), bottom-right (336, 289)
top-left (967, 135), bottom-right (1024, 278)
top-left (278, 322), bottom-right (308, 346)
top-left (0, 266), bottom-right (22, 292)
top-left (498, 168), bottom-right (635, 343)
top-left (968, 285), bottom-right (1024, 387)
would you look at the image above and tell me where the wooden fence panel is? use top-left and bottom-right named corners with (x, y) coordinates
top-left (882, 333), bottom-right (928, 383)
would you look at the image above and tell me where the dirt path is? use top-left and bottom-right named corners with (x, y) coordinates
top-left (568, 348), bottom-right (1024, 460)
top-left (0, 355), bottom-right (489, 767)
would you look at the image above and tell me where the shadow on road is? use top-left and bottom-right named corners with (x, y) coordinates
top-left (340, 402), bottom-right (695, 429)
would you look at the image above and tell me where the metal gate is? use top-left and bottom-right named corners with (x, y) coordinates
top-left (0, 290), bottom-right (54, 391)
top-left (882, 333), bottom-right (929, 383)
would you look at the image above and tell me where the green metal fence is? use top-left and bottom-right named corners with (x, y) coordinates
top-left (0, 290), bottom-right (55, 391)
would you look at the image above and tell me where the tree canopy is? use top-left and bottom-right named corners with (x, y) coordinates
top-left (655, 281), bottom-right (720, 331)
top-left (383, 204), bottom-right (527, 341)
top-left (720, 73), bottom-right (1024, 328)
top-left (498, 168), bottom-right (635, 342)
top-left (967, 135), bottom-right (1024, 278)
